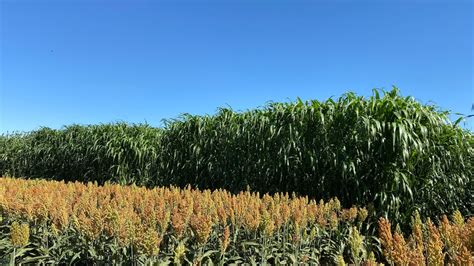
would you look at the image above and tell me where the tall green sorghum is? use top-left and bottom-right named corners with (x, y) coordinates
top-left (1, 88), bottom-right (472, 226)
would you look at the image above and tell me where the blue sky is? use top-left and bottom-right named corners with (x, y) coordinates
top-left (1, 0), bottom-right (472, 133)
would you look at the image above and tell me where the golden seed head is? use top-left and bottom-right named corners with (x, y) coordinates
top-left (260, 210), bottom-right (275, 236)
top-left (392, 232), bottom-right (409, 266)
top-left (411, 210), bottom-right (422, 228)
top-left (365, 251), bottom-right (377, 266)
top-left (454, 245), bottom-right (473, 265)
top-left (190, 213), bottom-right (213, 245)
top-left (410, 210), bottom-right (424, 251)
top-left (11, 221), bottom-right (30, 247)
top-left (220, 226), bottom-right (231, 253)
top-left (329, 212), bottom-right (339, 230)
top-left (348, 207), bottom-right (358, 222)
top-left (349, 226), bottom-right (363, 261)
top-left (378, 217), bottom-right (393, 263)
top-left (336, 254), bottom-right (346, 266)
top-left (452, 210), bottom-right (464, 227)
top-left (309, 226), bottom-right (317, 239)
top-left (331, 198), bottom-right (341, 212)
top-left (427, 220), bottom-right (444, 266)
top-left (463, 217), bottom-right (474, 251)
top-left (174, 242), bottom-right (186, 264)
top-left (138, 227), bottom-right (162, 256)
top-left (357, 207), bottom-right (368, 223)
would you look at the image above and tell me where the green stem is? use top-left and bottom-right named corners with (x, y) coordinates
top-left (10, 248), bottom-right (15, 266)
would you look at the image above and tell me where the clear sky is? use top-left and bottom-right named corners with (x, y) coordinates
top-left (1, 0), bottom-right (473, 133)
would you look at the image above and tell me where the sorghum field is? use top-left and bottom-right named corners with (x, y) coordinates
top-left (0, 89), bottom-right (473, 264)
top-left (0, 178), bottom-right (473, 265)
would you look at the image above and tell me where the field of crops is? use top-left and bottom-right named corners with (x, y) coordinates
top-left (0, 177), bottom-right (472, 265)
top-left (0, 89), bottom-right (473, 264)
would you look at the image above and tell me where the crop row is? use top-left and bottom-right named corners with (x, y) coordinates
top-left (0, 177), bottom-right (371, 264)
top-left (1, 177), bottom-right (473, 265)
top-left (1, 88), bottom-right (472, 226)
